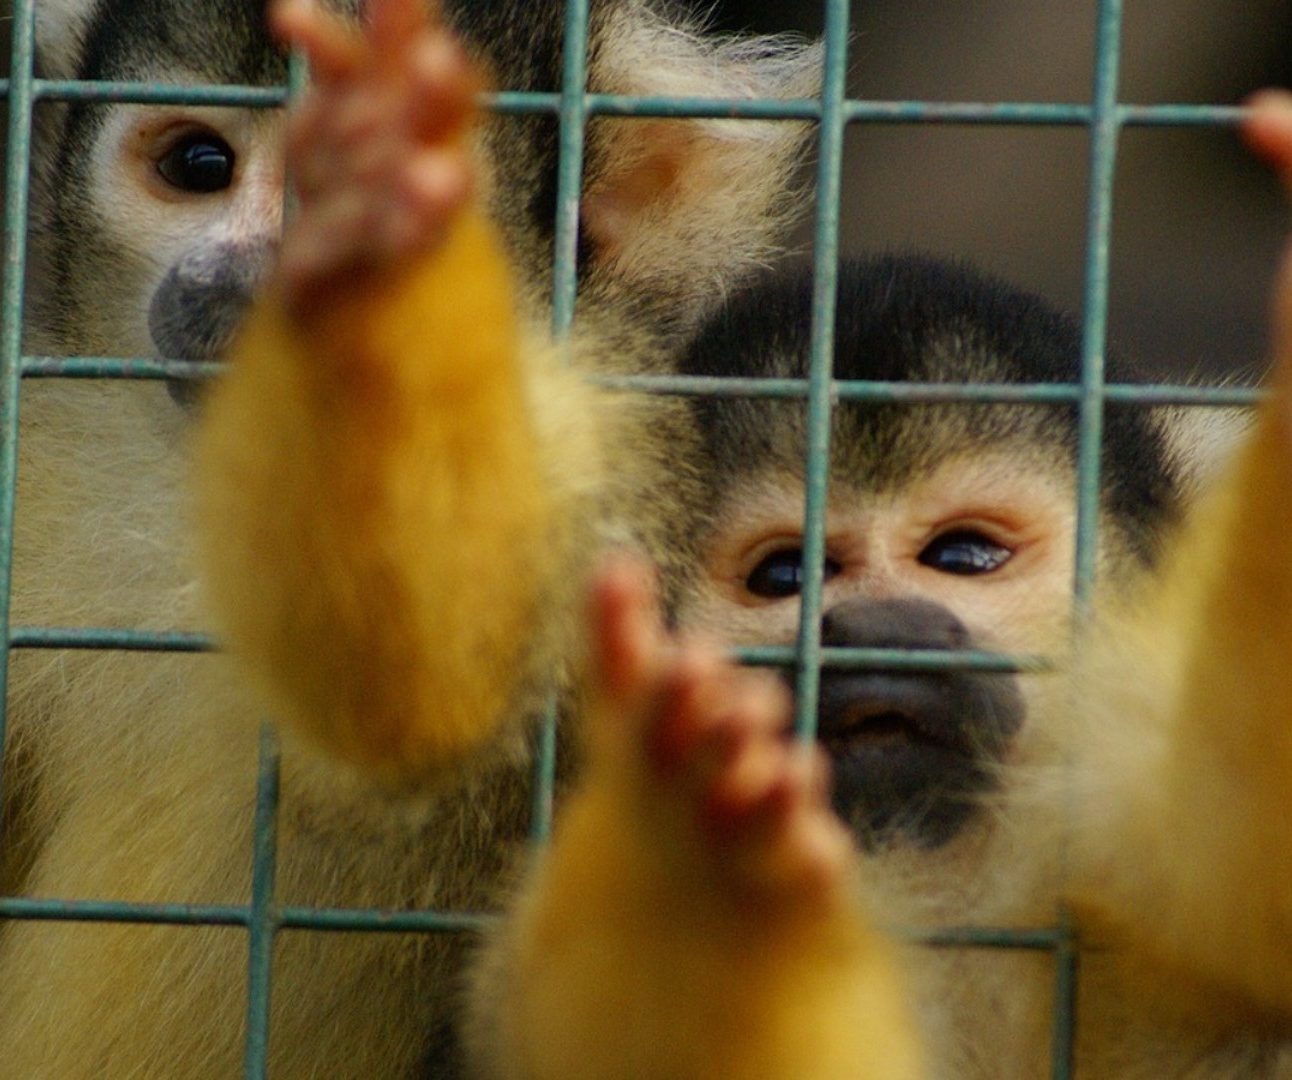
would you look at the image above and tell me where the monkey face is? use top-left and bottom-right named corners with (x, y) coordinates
top-left (29, 0), bottom-right (297, 403)
top-left (47, 103), bottom-right (285, 404)
top-left (672, 256), bottom-right (1188, 855)
top-left (675, 452), bottom-right (1078, 851)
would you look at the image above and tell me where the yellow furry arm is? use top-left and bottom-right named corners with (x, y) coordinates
top-left (481, 785), bottom-right (921, 1080)
top-left (194, 209), bottom-right (552, 782)
top-left (1081, 390), bottom-right (1292, 1015)
top-left (463, 564), bottom-right (922, 1079)
top-left (1149, 394), bottom-right (1292, 1009)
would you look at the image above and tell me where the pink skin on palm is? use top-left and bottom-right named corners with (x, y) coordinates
top-left (587, 557), bottom-right (857, 913)
top-left (268, 0), bottom-right (478, 314)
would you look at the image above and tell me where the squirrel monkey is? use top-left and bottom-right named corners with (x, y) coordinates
top-left (4, 0), bottom-right (822, 1076)
top-left (198, 3), bottom-right (920, 1074)
top-left (199, 0), bottom-right (1292, 1074)
top-left (23, 0), bottom-right (1292, 1076)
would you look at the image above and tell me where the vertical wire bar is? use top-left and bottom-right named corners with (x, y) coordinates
top-left (792, 0), bottom-right (851, 740)
top-left (0, 0), bottom-right (38, 821)
top-left (1052, 2), bottom-right (1125, 1077)
top-left (530, 0), bottom-right (591, 843)
top-left (241, 46), bottom-right (307, 1080)
top-left (1073, 0), bottom-right (1122, 614)
top-left (1051, 908), bottom-right (1080, 1079)
top-left (529, 712), bottom-right (558, 843)
top-left (550, 0), bottom-right (591, 335)
top-left (242, 723), bottom-right (282, 1080)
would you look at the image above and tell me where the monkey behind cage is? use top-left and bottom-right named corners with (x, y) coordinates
top-left (0, 0), bottom-right (1262, 1076)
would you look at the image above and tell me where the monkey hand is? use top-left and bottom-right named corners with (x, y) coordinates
top-left (583, 556), bottom-right (856, 918)
top-left (270, 0), bottom-right (478, 315)
top-left (494, 556), bottom-right (920, 1079)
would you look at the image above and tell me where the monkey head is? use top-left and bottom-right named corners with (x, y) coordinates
top-left (27, 0), bottom-right (290, 408)
top-left (671, 255), bottom-right (1198, 855)
top-left (28, 0), bottom-right (821, 406)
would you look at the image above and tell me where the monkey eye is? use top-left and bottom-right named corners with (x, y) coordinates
top-left (156, 131), bottom-right (236, 194)
top-left (745, 549), bottom-right (841, 599)
top-left (918, 530), bottom-right (1011, 576)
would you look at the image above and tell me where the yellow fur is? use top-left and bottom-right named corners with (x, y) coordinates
top-left (196, 210), bottom-right (552, 780)
top-left (494, 784), bottom-right (922, 1080)
top-left (1068, 392), bottom-right (1292, 1026)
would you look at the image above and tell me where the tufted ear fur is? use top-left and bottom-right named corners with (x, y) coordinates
top-left (581, 2), bottom-right (822, 328)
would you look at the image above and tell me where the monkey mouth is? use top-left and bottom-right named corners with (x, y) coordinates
top-left (816, 676), bottom-right (977, 759)
top-left (813, 671), bottom-right (1023, 850)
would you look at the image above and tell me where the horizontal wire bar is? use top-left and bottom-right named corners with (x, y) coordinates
top-left (9, 627), bottom-right (213, 651)
top-left (592, 373), bottom-right (1263, 406)
top-left (21, 359), bottom-right (1262, 407)
top-left (21, 79), bottom-right (289, 107)
top-left (737, 644), bottom-right (1053, 674)
top-left (22, 356), bottom-right (219, 380)
top-left (0, 895), bottom-right (1067, 950)
top-left (902, 925), bottom-right (1070, 950)
top-left (8, 627), bottom-right (1049, 672)
top-left (277, 906), bottom-right (493, 934)
top-left (0, 79), bottom-right (1250, 130)
top-left (843, 101), bottom-right (1246, 128)
top-left (0, 897), bottom-right (250, 926)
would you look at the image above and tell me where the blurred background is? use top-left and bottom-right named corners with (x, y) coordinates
top-left (700, 0), bottom-right (1292, 381)
top-left (4, 2), bottom-right (1291, 379)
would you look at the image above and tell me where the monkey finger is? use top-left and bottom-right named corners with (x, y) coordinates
top-left (587, 555), bottom-right (668, 707)
top-left (699, 731), bottom-right (787, 838)
top-left (1246, 96), bottom-right (1292, 381)
top-left (696, 680), bottom-right (801, 828)
top-left (270, 0), bottom-right (367, 82)
top-left (1242, 89), bottom-right (1292, 186)
top-left (366, 0), bottom-right (434, 65)
top-left (646, 643), bottom-right (749, 778)
top-left (405, 34), bottom-right (481, 144)
top-left (276, 192), bottom-right (385, 310)
top-left (751, 760), bottom-right (853, 902)
top-left (396, 146), bottom-right (474, 226)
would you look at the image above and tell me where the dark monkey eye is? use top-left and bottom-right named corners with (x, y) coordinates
top-left (745, 549), bottom-right (841, 598)
top-left (156, 132), bottom-right (236, 194)
top-left (918, 530), bottom-right (1011, 575)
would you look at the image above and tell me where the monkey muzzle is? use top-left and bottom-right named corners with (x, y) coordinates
top-left (150, 241), bottom-right (274, 410)
top-left (810, 597), bottom-right (1025, 851)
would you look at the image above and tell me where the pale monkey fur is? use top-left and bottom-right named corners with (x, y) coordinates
top-left (1, 0), bottom-right (824, 1075)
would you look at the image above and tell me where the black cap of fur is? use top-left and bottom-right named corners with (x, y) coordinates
top-left (679, 255), bottom-right (1182, 566)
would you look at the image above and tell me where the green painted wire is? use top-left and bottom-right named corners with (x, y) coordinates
top-left (1048, 1), bottom-right (1128, 1075)
top-left (0, 0), bottom-right (38, 835)
top-left (792, 0), bottom-right (851, 744)
top-left (527, 0), bottom-right (592, 846)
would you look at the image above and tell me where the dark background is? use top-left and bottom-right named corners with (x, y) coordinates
top-left (5, 2), bottom-right (1292, 378)
top-left (697, 0), bottom-right (1292, 381)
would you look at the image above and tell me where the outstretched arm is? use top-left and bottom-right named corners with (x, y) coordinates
top-left (465, 558), bottom-right (922, 1080)
top-left (1073, 90), bottom-right (1292, 1016)
top-left (195, 0), bottom-right (555, 782)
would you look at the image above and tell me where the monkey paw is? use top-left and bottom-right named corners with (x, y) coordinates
top-left (269, 0), bottom-right (479, 312)
top-left (587, 557), bottom-right (858, 916)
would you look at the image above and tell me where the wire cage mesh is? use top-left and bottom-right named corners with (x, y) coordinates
top-left (0, 0), bottom-right (1268, 1075)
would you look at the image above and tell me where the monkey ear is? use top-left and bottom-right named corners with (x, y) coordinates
top-left (33, 0), bottom-right (96, 77)
top-left (580, 9), bottom-right (822, 324)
